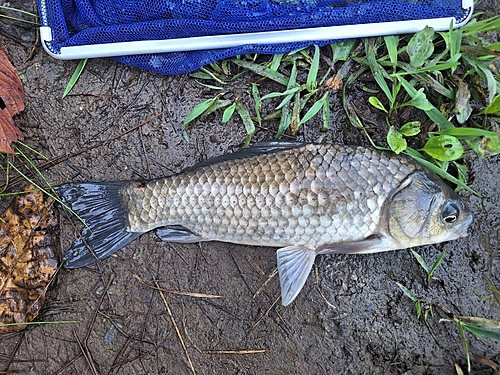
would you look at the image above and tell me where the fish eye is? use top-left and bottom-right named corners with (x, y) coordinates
top-left (441, 202), bottom-right (460, 224)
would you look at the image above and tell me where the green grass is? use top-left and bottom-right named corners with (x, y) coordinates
top-left (0, 5), bottom-right (39, 25)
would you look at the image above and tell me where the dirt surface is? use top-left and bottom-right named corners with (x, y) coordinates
top-left (1, 1), bottom-right (499, 374)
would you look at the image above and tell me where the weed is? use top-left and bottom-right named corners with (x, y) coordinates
top-left (411, 249), bottom-right (447, 288)
top-left (398, 277), bottom-right (500, 373)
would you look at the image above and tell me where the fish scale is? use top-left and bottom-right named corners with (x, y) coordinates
top-left (121, 143), bottom-right (414, 247)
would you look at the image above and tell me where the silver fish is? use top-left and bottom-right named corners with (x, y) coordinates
top-left (57, 142), bottom-right (473, 305)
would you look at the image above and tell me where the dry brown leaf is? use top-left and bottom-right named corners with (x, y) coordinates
top-left (0, 46), bottom-right (25, 154)
top-left (0, 186), bottom-right (59, 333)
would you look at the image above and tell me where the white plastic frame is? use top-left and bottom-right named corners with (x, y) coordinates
top-left (38, 0), bottom-right (474, 60)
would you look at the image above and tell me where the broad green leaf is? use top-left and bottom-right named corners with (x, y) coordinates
top-left (368, 96), bottom-right (387, 113)
top-left (222, 103), bottom-right (236, 123)
top-left (488, 41), bottom-right (500, 51)
top-left (462, 14), bottom-right (500, 34)
top-left (387, 126), bottom-right (407, 154)
top-left (299, 94), bottom-right (326, 126)
top-left (63, 59), bottom-right (87, 98)
top-left (306, 45), bottom-right (320, 93)
top-left (400, 121), bottom-right (421, 137)
top-left (276, 64), bottom-right (300, 110)
top-left (416, 300), bottom-right (422, 319)
top-left (431, 128), bottom-right (500, 140)
top-left (190, 71), bottom-right (216, 80)
top-left (480, 94), bottom-right (500, 115)
top-left (407, 26), bottom-right (435, 68)
top-left (421, 135), bottom-right (464, 161)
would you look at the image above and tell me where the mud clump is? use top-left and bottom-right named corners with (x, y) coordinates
top-left (0, 186), bottom-right (59, 333)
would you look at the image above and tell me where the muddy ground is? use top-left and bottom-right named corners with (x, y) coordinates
top-left (1, 1), bottom-right (499, 374)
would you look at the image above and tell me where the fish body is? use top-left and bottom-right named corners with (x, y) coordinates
top-left (57, 142), bottom-right (473, 305)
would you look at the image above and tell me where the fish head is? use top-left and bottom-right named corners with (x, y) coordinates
top-left (384, 171), bottom-right (473, 249)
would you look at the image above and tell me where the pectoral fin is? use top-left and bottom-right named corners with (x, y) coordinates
top-left (276, 245), bottom-right (317, 306)
top-left (317, 234), bottom-right (395, 255)
top-left (156, 225), bottom-right (208, 243)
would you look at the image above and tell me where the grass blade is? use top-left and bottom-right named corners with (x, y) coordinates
top-left (306, 45), bottom-right (320, 93)
top-left (235, 103), bottom-right (255, 147)
top-left (222, 102), bottom-right (236, 123)
top-left (411, 250), bottom-right (430, 273)
top-left (404, 147), bottom-right (479, 195)
top-left (251, 83), bottom-right (262, 126)
top-left (231, 59), bottom-right (289, 86)
top-left (429, 250), bottom-right (447, 278)
top-left (383, 35), bottom-right (399, 69)
top-left (321, 95), bottom-right (331, 131)
top-left (299, 93), bottom-right (326, 126)
top-left (366, 40), bottom-right (393, 104)
top-left (430, 128), bottom-right (500, 139)
top-left (62, 59), bottom-right (87, 98)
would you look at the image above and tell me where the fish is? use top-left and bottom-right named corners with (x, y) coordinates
top-left (56, 142), bottom-right (473, 305)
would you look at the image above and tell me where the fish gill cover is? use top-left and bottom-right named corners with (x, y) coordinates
top-left (36, 0), bottom-right (470, 74)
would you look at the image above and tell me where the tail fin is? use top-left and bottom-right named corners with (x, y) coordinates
top-left (55, 182), bottom-right (141, 269)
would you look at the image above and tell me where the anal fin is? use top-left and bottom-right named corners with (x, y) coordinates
top-left (155, 225), bottom-right (208, 243)
top-left (276, 245), bottom-right (317, 306)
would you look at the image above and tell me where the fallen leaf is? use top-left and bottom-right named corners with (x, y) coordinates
top-left (0, 46), bottom-right (25, 154)
top-left (0, 186), bottom-right (59, 333)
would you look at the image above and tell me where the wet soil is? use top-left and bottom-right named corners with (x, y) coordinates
top-left (1, 1), bottom-right (499, 374)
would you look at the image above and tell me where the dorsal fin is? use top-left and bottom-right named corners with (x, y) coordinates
top-left (186, 141), bottom-right (306, 172)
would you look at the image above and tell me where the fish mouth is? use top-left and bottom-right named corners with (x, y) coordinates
top-left (454, 213), bottom-right (474, 239)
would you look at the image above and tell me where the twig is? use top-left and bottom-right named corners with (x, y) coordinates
top-left (134, 274), bottom-right (222, 299)
top-left (53, 353), bottom-right (83, 375)
top-left (252, 295), bottom-right (281, 329)
top-left (253, 268), bottom-right (278, 298)
top-left (73, 329), bottom-right (99, 375)
top-left (1, 332), bottom-right (24, 374)
top-left (202, 350), bottom-right (266, 355)
top-left (154, 279), bottom-right (197, 375)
